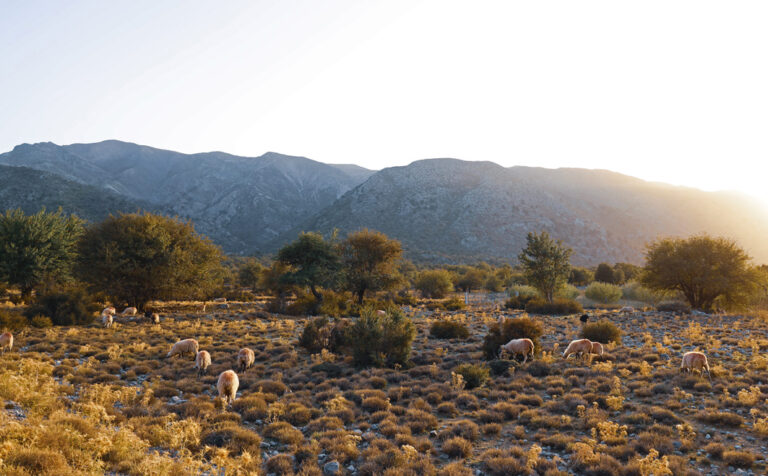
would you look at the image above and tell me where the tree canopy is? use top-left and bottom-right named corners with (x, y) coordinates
top-left (340, 229), bottom-right (402, 304)
top-left (277, 232), bottom-right (341, 299)
top-left (641, 234), bottom-right (759, 311)
top-left (76, 212), bottom-right (224, 309)
top-left (0, 208), bottom-right (84, 298)
top-left (517, 231), bottom-right (572, 303)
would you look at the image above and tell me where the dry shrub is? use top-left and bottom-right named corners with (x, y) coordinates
top-left (579, 319), bottom-right (622, 344)
top-left (442, 437), bottom-right (473, 458)
top-left (482, 316), bottom-right (544, 360)
top-left (263, 421), bottom-right (305, 446)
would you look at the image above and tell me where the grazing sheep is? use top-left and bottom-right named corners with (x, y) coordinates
top-left (0, 332), bottom-right (13, 354)
top-left (195, 350), bottom-right (212, 377)
top-left (681, 351), bottom-right (711, 380)
top-left (166, 339), bottom-right (199, 359)
top-left (620, 306), bottom-right (635, 313)
top-left (101, 313), bottom-right (113, 328)
top-left (237, 348), bottom-right (255, 372)
top-left (102, 306), bottom-right (116, 316)
top-left (122, 307), bottom-right (138, 316)
top-left (590, 341), bottom-right (604, 357)
top-left (563, 339), bottom-right (593, 360)
top-left (498, 338), bottom-right (535, 364)
top-left (217, 370), bottom-right (239, 405)
top-left (580, 314), bottom-right (589, 324)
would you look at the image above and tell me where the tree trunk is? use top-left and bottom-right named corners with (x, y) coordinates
top-left (357, 289), bottom-right (365, 305)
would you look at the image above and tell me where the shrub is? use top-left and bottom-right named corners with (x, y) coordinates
top-left (347, 306), bottom-right (416, 367)
top-left (287, 292), bottom-right (319, 316)
top-left (442, 296), bottom-right (466, 311)
top-left (580, 319), bottom-right (622, 344)
top-left (621, 281), bottom-right (669, 304)
top-left (556, 284), bottom-right (580, 300)
top-left (585, 282), bottom-right (623, 304)
top-left (24, 287), bottom-right (98, 326)
top-left (442, 437), bottom-right (473, 458)
top-left (318, 291), bottom-right (352, 317)
top-left (430, 320), bottom-right (469, 339)
top-left (28, 314), bottom-right (53, 328)
top-left (525, 298), bottom-right (582, 315)
top-left (299, 316), bottom-right (349, 354)
top-left (415, 270), bottom-right (454, 299)
top-left (508, 285), bottom-right (539, 298)
top-left (722, 450), bottom-right (755, 468)
top-left (488, 360), bottom-right (513, 376)
top-left (0, 310), bottom-right (28, 331)
top-left (201, 424), bottom-right (262, 456)
top-left (504, 294), bottom-right (537, 310)
top-left (454, 364), bottom-right (490, 389)
top-left (481, 316), bottom-right (544, 360)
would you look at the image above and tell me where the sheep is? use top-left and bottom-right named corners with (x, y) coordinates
top-left (101, 313), bottom-right (113, 328)
top-left (166, 339), bottom-right (199, 359)
top-left (217, 370), bottom-right (239, 405)
top-left (144, 311), bottom-right (160, 324)
top-left (681, 351), bottom-right (711, 380)
top-left (497, 315), bottom-right (509, 326)
top-left (102, 306), bottom-right (116, 316)
top-left (0, 332), bottom-right (13, 354)
top-left (620, 306), bottom-right (635, 313)
top-left (590, 341), bottom-right (604, 357)
top-left (563, 339), bottom-right (593, 361)
top-left (498, 338), bottom-right (535, 364)
top-left (195, 350), bottom-right (212, 377)
top-left (376, 310), bottom-right (387, 317)
top-left (237, 348), bottom-right (255, 372)
top-left (122, 307), bottom-right (138, 316)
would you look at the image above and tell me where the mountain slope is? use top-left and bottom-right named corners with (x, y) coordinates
top-left (0, 165), bottom-right (156, 221)
top-left (279, 159), bottom-right (768, 265)
top-left (0, 141), bottom-right (373, 252)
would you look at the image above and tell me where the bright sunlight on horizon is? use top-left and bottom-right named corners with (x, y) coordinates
top-left (1, 1), bottom-right (767, 205)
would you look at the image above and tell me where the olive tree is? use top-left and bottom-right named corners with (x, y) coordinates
top-left (517, 231), bottom-right (572, 303)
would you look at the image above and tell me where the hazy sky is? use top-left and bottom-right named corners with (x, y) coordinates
top-left (2, 1), bottom-right (767, 203)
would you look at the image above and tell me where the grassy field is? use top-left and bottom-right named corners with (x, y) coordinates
top-left (1, 301), bottom-right (767, 475)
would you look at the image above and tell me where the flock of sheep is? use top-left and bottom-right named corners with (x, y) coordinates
top-left (0, 306), bottom-right (715, 409)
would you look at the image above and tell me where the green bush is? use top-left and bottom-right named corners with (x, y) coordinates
top-left (525, 298), bottom-right (583, 315)
top-left (621, 281), bottom-right (667, 303)
top-left (299, 316), bottom-right (350, 353)
top-left (556, 284), bottom-right (580, 300)
top-left (430, 320), bottom-right (470, 339)
top-left (585, 282), bottom-right (623, 304)
top-left (287, 292), bottom-right (319, 316)
top-left (481, 316), bottom-right (544, 360)
top-left (504, 294), bottom-right (537, 310)
top-left (454, 363), bottom-right (490, 389)
top-left (0, 310), bottom-right (27, 331)
top-left (317, 291), bottom-right (352, 317)
top-left (508, 285), bottom-right (539, 298)
top-left (443, 296), bottom-right (466, 311)
top-left (347, 306), bottom-right (416, 367)
top-left (28, 315), bottom-right (53, 328)
top-left (415, 270), bottom-right (454, 299)
top-left (24, 287), bottom-right (98, 326)
top-left (580, 319), bottom-right (622, 344)
top-left (488, 360), bottom-right (514, 376)
top-left (393, 291), bottom-right (418, 306)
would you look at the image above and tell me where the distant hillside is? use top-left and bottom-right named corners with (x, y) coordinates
top-left (0, 141), bottom-right (372, 252)
top-left (3, 141), bottom-right (767, 265)
top-left (278, 159), bottom-right (768, 265)
top-left (0, 164), bottom-right (154, 221)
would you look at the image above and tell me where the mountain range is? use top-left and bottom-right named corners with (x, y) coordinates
top-left (1, 140), bottom-right (767, 265)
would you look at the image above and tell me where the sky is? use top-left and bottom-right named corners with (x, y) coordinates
top-left (1, 1), bottom-right (767, 204)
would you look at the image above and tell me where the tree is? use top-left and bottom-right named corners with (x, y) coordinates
top-left (340, 229), bottom-right (402, 304)
top-left (568, 267), bottom-right (594, 287)
top-left (0, 208), bottom-right (84, 299)
top-left (277, 232), bottom-right (341, 301)
top-left (455, 268), bottom-right (486, 293)
top-left (415, 269), bottom-right (454, 298)
top-left (594, 263), bottom-right (615, 283)
top-left (76, 212), bottom-right (224, 310)
top-left (641, 235), bottom-right (759, 311)
top-left (260, 261), bottom-right (295, 313)
top-left (614, 262), bottom-right (641, 283)
top-left (517, 231), bottom-right (572, 303)
top-left (238, 258), bottom-right (265, 290)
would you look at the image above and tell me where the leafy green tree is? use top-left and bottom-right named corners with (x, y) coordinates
top-left (76, 212), bottom-right (224, 310)
top-left (238, 258), bottom-right (265, 290)
top-left (568, 267), bottom-right (594, 286)
top-left (641, 235), bottom-right (759, 311)
top-left (455, 267), bottom-right (485, 293)
top-left (614, 262), bottom-right (641, 283)
top-left (260, 261), bottom-right (295, 313)
top-left (415, 269), bottom-right (454, 298)
top-left (517, 231), bottom-right (572, 303)
top-left (277, 232), bottom-right (341, 301)
top-left (24, 286), bottom-right (98, 326)
top-left (340, 229), bottom-right (402, 304)
top-left (594, 263), bottom-right (615, 283)
top-left (0, 208), bottom-right (84, 299)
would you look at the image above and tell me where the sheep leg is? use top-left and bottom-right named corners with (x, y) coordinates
top-left (522, 353), bottom-right (527, 365)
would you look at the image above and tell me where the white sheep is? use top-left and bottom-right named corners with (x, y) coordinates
top-left (0, 332), bottom-right (13, 354)
top-left (151, 313), bottom-right (160, 324)
top-left (620, 306), bottom-right (635, 313)
top-left (101, 313), bottom-right (113, 328)
top-left (122, 307), bottom-right (138, 316)
top-left (498, 338), bottom-right (534, 364)
top-left (681, 351), bottom-right (711, 380)
top-left (195, 350), bottom-right (212, 377)
top-left (166, 339), bottom-right (199, 359)
top-left (102, 306), bottom-right (116, 316)
top-left (217, 370), bottom-right (239, 405)
top-left (563, 339), bottom-right (593, 360)
top-left (590, 341), bottom-right (604, 357)
top-left (237, 348), bottom-right (255, 372)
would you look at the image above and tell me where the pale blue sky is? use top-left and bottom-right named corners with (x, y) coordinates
top-left (2, 1), bottom-right (767, 203)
